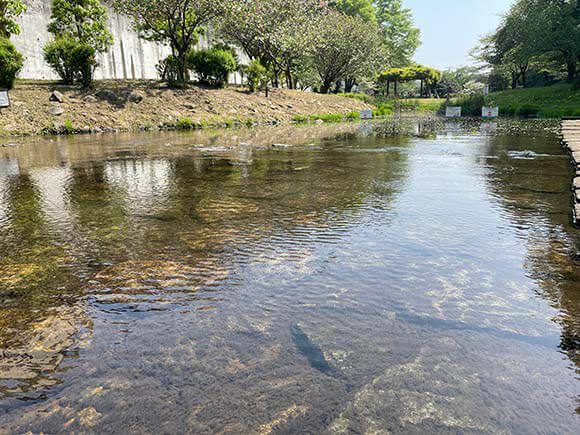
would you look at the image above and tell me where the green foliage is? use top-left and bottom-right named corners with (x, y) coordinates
top-left (328, 0), bottom-right (376, 24)
top-left (486, 83), bottom-right (580, 118)
top-left (43, 37), bottom-right (96, 87)
top-left (63, 119), bottom-right (74, 134)
top-left (47, 0), bottom-right (113, 53)
top-left (375, 0), bottom-right (421, 67)
top-left (516, 105), bottom-right (539, 118)
top-left (336, 92), bottom-right (374, 104)
top-left (246, 60), bottom-right (268, 93)
top-left (0, 37), bottom-right (22, 89)
top-left (175, 116), bottom-right (196, 129)
top-left (378, 65), bottom-right (441, 97)
top-left (188, 47), bottom-right (237, 88)
top-left (474, 0), bottom-right (580, 87)
top-left (114, 0), bottom-right (222, 85)
top-left (0, 0), bottom-right (27, 38)
top-left (44, 0), bottom-right (111, 87)
top-left (308, 11), bottom-right (383, 93)
top-left (453, 94), bottom-right (486, 116)
top-left (220, 0), bottom-right (321, 90)
top-left (157, 55), bottom-right (185, 88)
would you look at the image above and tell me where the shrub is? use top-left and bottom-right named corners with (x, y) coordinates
top-left (188, 48), bottom-right (237, 88)
top-left (516, 105), bottom-right (540, 118)
top-left (454, 94), bottom-right (485, 116)
top-left (43, 37), bottom-right (96, 87)
top-left (246, 60), bottom-right (268, 93)
top-left (157, 55), bottom-right (185, 88)
top-left (175, 116), bottom-right (195, 130)
top-left (572, 77), bottom-right (580, 91)
top-left (63, 119), bottom-right (74, 134)
top-left (0, 38), bottom-right (23, 89)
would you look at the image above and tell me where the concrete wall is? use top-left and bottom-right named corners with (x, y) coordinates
top-left (12, 0), bottom-right (172, 80)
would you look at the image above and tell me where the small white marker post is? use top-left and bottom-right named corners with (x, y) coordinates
top-left (482, 106), bottom-right (499, 118)
top-left (0, 89), bottom-right (10, 116)
top-left (360, 109), bottom-right (373, 120)
top-left (445, 107), bottom-right (461, 118)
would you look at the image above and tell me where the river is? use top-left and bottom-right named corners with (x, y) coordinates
top-left (0, 120), bottom-right (578, 433)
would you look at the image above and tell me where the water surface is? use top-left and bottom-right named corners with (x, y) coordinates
top-left (0, 121), bottom-right (579, 433)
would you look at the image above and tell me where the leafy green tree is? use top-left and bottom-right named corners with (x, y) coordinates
top-left (308, 11), bottom-right (382, 93)
top-left (0, 37), bottom-right (23, 88)
top-left (113, 0), bottom-right (226, 86)
top-left (0, 0), bottom-right (26, 38)
top-left (48, 0), bottom-right (113, 53)
top-left (374, 0), bottom-right (421, 67)
top-left (328, 0), bottom-right (377, 91)
top-left (44, 0), bottom-right (112, 87)
top-left (220, 0), bottom-right (321, 89)
top-left (329, 0), bottom-right (376, 24)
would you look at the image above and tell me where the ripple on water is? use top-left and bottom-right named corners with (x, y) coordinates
top-left (86, 260), bottom-right (230, 315)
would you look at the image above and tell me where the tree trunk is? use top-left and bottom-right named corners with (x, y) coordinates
top-left (567, 61), bottom-right (577, 82)
top-left (394, 80), bottom-right (398, 96)
top-left (386, 80), bottom-right (390, 96)
top-left (345, 77), bottom-right (356, 93)
top-left (511, 71), bottom-right (518, 89)
top-left (420, 80), bottom-right (423, 97)
top-left (320, 80), bottom-right (332, 94)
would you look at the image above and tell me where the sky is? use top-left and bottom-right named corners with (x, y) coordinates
top-left (405, 0), bottom-right (513, 70)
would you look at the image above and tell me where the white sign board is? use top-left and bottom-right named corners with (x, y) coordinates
top-left (360, 109), bottom-right (373, 120)
top-left (0, 90), bottom-right (9, 108)
top-left (482, 106), bottom-right (499, 118)
top-left (445, 106), bottom-right (461, 118)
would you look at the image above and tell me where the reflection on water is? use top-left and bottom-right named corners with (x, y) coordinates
top-left (0, 121), bottom-right (579, 432)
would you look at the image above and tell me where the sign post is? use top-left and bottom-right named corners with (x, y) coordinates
top-left (0, 89), bottom-right (10, 115)
top-left (482, 106), bottom-right (499, 118)
top-left (445, 106), bottom-right (461, 118)
top-left (360, 109), bottom-right (373, 120)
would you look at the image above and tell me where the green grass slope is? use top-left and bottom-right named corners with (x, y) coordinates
top-left (486, 83), bottom-right (580, 118)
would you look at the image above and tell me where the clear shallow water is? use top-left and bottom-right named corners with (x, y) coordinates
top-left (0, 121), bottom-right (579, 433)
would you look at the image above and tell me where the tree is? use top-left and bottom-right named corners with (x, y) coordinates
top-left (328, 0), bottom-right (377, 92)
top-left (0, 0), bottom-right (26, 38)
top-left (374, 0), bottom-right (421, 67)
top-left (0, 37), bottom-right (23, 88)
top-left (44, 37), bottom-right (96, 86)
top-left (188, 47), bottom-right (237, 87)
top-left (377, 65), bottom-right (439, 97)
top-left (472, 0), bottom-right (580, 86)
top-left (308, 11), bottom-right (382, 93)
top-left (44, 0), bottom-right (112, 87)
top-left (114, 0), bottom-right (226, 86)
top-left (329, 0), bottom-right (376, 24)
top-left (48, 0), bottom-right (113, 53)
top-left (219, 0), bottom-right (321, 89)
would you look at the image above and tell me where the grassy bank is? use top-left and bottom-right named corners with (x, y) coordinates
top-left (0, 81), bottom-right (372, 137)
top-left (453, 83), bottom-right (580, 118)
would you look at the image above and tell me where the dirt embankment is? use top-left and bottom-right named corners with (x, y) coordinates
top-left (0, 81), bottom-right (372, 137)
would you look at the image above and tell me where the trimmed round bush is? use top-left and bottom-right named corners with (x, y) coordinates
top-left (44, 37), bottom-right (96, 87)
top-left (0, 38), bottom-right (24, 89)
top-left (188, 48), bottom-right (237, 88)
